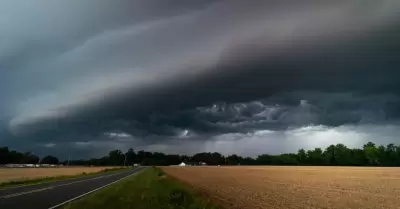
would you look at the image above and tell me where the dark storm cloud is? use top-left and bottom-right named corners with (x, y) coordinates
top-left (9, 92), bottom-right (400, 143)
top-left (1, 0), bottom-right (400, 158)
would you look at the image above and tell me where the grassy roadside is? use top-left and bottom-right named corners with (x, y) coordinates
top-left (63, 167), bottom-right (222, 209)
top-left (0, 167), bottom-right (131, 189)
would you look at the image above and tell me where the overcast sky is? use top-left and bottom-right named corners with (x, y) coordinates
top-left (1, 0), bottom-right (400, 159)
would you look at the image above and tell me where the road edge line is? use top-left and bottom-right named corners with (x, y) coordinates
top-left (47, 167), bottom-right (144, 209)
top-left (0, 172), bottom-right (124, 199)
top-left (0, 168), bottom-right (130, 191)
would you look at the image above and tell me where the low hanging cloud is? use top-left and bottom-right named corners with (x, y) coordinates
top-left (6, 91), bottom-right (400, 158)
top-left (22, 123), bottom-right (400, 158)
top-left (1, 0), bottom-right (400, 158)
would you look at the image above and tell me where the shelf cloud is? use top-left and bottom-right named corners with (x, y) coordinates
top-left (1, 0), bottom-right (400, 158)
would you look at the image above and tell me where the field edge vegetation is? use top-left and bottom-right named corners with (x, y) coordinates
top-left (4, 141), bottom-right (400, 169)
top-left (63, 167), bottom-right (222, 209)
top-left (0, 167), bottom-right (130, 189)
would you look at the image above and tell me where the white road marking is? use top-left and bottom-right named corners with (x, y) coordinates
top-left (0, 171), bottom-right (128, 199)
top-left (47, 168), bottom-right (143, 209)
top-left (0, 172), bottom-right (112, 191)
top-left (1, 187), bottom-right (54, 199)
top-left (0, 170), bottom-right (125, 191)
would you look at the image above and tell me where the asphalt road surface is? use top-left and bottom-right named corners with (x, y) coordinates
top-left (0, 167), bottom-right (144, 209)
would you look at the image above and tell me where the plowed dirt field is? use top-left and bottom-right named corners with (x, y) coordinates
top-left (162, 166), bottom-right (400, 209)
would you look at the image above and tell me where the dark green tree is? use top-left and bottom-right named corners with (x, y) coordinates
top-left (125, 148), bottom-right (136, 165)
top-left (108, 150), bottom-right (124, 165)
top-left (21, 152), bottom-right (40, 164)
top-left (41, 155), bottom-right (59, 164)
top-left (257, 154), bottom-right (278, 165)
top-left (307, 148), bottom-right (324, 165)
top-left (277, 154), bottom-right (299, 165)
top-left (297, 149), bottom-right (307, 164)
top-left (0, 147), bottom-right (10, 164)
top-left (226, 154), bottom-right (241, 165)
top-left (385, 144), bottom-right (397, 166)
top-left (324, 145), bottom-right (336, 165)
top-left (334, 144), bottom-right (350, 165)
top-left (363, 142), bottom-right (378, 165)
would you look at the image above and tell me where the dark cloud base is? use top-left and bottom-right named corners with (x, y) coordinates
top-left (2, 1), bottom-right (400, 159)
top-left (9, 91), bottom-right (400, 142)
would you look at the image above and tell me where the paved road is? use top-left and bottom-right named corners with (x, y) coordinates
top-left (0, 167), bottom-right (144, 209)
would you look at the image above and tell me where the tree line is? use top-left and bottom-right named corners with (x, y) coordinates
top-left (0, 147), bottom-right (59, 164)
top-left (3, 142), bottom-right (400, 166)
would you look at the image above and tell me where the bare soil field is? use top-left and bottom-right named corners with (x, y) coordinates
top-left (162, 166), bottom-right (400, 209)
top-left (0, 166), bottom-right (119, 183)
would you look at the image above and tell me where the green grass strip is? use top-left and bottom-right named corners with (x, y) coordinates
top-left (0, 167), bottom-right (130, 189)
top-left (63, 167), bottom-right (222, 209)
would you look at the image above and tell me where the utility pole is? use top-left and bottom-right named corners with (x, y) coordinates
top-left (67, 155), bottom-right (70, 166)
top-left (123, 154), bottom-right (127, 167)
